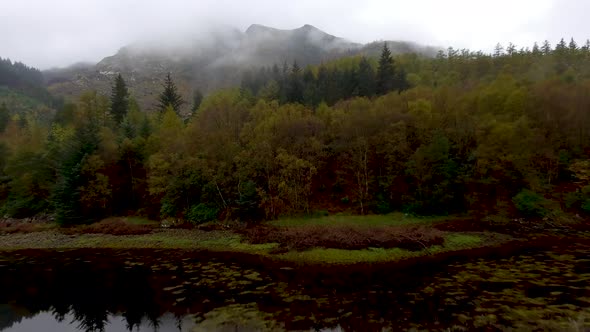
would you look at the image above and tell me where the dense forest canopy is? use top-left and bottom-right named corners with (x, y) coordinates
top-left (0, 57), bottom-right (62, 110)
top-left (2, 40), bottom-right (590, 225)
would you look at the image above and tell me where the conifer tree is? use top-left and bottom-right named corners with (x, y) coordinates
top-left (157, 73), bottom-right (184, 114)
top-left (0, 103), bottom-right (9, 132)
top-left (541, 40), bottom-right (552, 55)
top-left (376, 43), bottom-right (396, 95)
top-left (493, 43), bottom-right (504, 57)
top-left (357, 57), bottom-right (375, 97)
top-left (532, 42), bottom-right (541, 55)
top-left (110, 74), bottom-right (129, 125)
top-left (287, 61), bottom-right (304, 103)
top-left (569, 38), bottom-right (578, 52)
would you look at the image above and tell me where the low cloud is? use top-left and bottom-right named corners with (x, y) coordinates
top-left (0, 0), bottom-right (587, 69)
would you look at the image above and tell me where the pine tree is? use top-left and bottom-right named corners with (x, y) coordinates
top-left (569, 38), bottom-right (578, 52)
top-left (357, 57), bottom-right (375, 97)
top-left (376, 43), bottom-right (396, 95)
top-left (541, 40), bottom-right (552, 55)
top-left (506, 43), bottom-right (516, 56)
top-left (555, 38), bottom-right (567, 52)
top-left (53, 117), bottom-right (101, 225)
top-left (110, 74), bottom-right (129, 125)
top-left (532, 42), bottom-right (541, 55)
top-left (493, 43), bottom-right (504, 57)
top-left (157, 73), bottom-right (184, 114)
top-left (0, 103), bottom-right (9, 132)
top-left (287, 61), bottom-right (304, 103)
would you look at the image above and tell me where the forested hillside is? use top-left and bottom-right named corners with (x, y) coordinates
top-left (0, 58), bottom-right (62, 112)
top-left (2, 40), bottom-right (590, 225)
top-left (44, 24), bottom-right (437, 114)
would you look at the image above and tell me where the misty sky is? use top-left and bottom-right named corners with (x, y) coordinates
top-left (0, 0), bottom-right (588, 69)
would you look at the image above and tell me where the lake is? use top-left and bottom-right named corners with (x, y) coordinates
top-left (1, 244), bottom-right (590, 331)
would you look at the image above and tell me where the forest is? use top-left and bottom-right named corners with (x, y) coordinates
top-left (2, 39), bottom-right (590, 226)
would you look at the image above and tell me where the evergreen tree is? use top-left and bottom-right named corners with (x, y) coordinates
top-left (0, 103), bottom-right (9, 132)
top-left (493, 43), bottom-right (504, 57)
top-left (357, 57), bottom-right (375, 97)
top-left (541, 40), bottom-right (552, 55)
top-left (157, 73), bottom-right (184, 114)
top-left (110, 74), bottom-right (129, 125)
top-left (302, 67), bottom-right (318, 106)
top-left (287, 61), bottom-right (304, 103)
top-left (53, 118), bottom-right (101, 225)
top-left (532, 42), bottom-right (541, 55)
top-left (376, 43), bottom-right (396, 95)
top-left (555, 38), bottom-right (567, 52)
top-left (506, 43), bottom-right (516, 56)
top-left (569, 38), bottom-right (578, 52)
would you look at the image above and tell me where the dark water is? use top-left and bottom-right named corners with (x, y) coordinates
top-left (1, 245), bottom-right (590, 332)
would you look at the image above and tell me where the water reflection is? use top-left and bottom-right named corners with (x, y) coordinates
top-left (1, 246), bottom-right (590, 331)
top-left (4, 311), bottom-right (191, 332)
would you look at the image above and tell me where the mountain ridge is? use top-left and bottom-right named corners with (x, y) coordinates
top-left (44, 24), bottom-right (439, 113)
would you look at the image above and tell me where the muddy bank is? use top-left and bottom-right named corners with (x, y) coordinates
top-left (0, 229), bottom-right (231, 250)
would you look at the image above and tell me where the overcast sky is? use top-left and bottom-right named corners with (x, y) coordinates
top-left (0, 0), bottom-right (588, 69)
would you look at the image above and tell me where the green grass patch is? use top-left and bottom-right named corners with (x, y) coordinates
top-left (275, 233), bottom-right (487, 264)
top-left (445, 233), bottom-right (483, 248)
top-left (277, 247), bottom-right (413, 264)
top-left (200, 235), bottom-right (279, 254)
top-left (270, 212), bottom-right (457, 228)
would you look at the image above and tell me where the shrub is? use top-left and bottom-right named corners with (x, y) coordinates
top-left (512, 189), bottom-right (550, 217)
top-left (186, 203), bottom-right (219, 224)
top-left (374, 194), bottom-right (393, 214)
top-left (563, 185), bottom-right (590, 214)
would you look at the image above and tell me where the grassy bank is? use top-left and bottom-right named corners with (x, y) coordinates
top-left (0, 214), bottom-right (521, 265)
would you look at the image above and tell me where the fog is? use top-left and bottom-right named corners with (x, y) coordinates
top-left (0, 0), bottom-right (589, 69)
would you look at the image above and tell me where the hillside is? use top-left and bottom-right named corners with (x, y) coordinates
top-left (0, 57), bottom-right (61, 117)
top-left (44, 24), bottom-right (438, 113)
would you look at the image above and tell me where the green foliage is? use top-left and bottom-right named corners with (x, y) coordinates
top-left (53, 117), bottom-right (101, 225)
top-left (236, 180), bottom-right (261, 221)
top-left (564, 185), bottom-right (590, 214)
top-left (157, 73), bottom-right (184, 114)
top-left (6, 39), bottom-right (590, 223)
top-left (110, 74), bottom-right (129, 124)
top-left (1, 151), bottom-right (53, 217)
top-left (0, 103), bottom-right (8, 132)
top-left (512, 189), bottom-right (551, 217)
top-left (186, 203), bottom-right (220, 224)
top-left (191, 89), bottom-right (203, 113)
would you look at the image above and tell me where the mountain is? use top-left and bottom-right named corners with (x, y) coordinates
top-left (45, 24), bottom-right (438, 113)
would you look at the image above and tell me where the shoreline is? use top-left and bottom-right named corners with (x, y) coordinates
top-left (0, 227), bottom-right (570, 267)
top-left (2, 212), bottom-right (588, 266)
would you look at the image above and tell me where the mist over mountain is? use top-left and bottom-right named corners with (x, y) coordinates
top-left (44, 24), bottom-right (438, 112)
